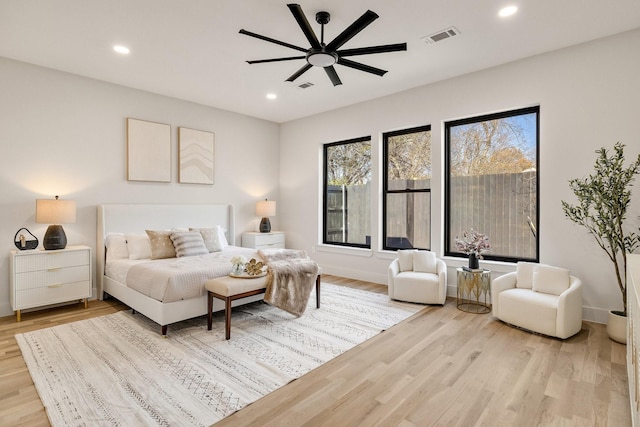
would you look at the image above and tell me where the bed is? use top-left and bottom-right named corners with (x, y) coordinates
top-left (96, 203), bottom-right (264, 335)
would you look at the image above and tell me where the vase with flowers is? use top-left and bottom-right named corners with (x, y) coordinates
top-left (455, 229), bottom-right (491, 269)
top-left (230, 255), bottom-right (248, 275)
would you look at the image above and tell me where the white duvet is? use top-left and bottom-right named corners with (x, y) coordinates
top-left (105, 246), bottom-right (259, 303)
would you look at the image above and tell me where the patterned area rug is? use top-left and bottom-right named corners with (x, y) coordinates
top-left (16, 283), bottom-right (420, 426)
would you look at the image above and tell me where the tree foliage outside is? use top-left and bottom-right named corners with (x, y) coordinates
top-left (326, 140), bottom-right (371, 186)
top-left (387, 130), bottom-right (431, 186)
top-left (449, 116), bottom-right (536, 176)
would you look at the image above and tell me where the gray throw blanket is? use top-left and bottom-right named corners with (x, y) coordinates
top-left (258, 249), bottom-right (319, 317)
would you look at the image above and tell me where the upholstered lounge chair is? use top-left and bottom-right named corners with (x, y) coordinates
top-left (388, 250), bottom-right (447, 305)
top-left (491, 262), bottom-right (582, 339)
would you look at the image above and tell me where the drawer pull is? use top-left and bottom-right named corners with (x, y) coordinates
top-left (48, 283), bottom-right (63, 288)
top-left (48, 267), bottom-right (62, 272)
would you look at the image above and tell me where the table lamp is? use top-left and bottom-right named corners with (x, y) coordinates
top-left (36, 196), bottom-right (76, 250)
top-left (256, 199), bottom-right (276, 233)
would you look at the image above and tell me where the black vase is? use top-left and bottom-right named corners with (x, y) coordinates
top-left (468, 253), bottom-right (479, 269)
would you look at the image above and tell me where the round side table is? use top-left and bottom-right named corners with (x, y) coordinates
top-left (456, 268), bottom-right (492, 313)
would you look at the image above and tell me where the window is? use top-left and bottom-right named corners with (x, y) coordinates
top-left (323, 137), bottom-right (371, 248)
top-left (383, 125), bottom-right (432, 251)
top-left (445, 106), bottom-right (539, 262)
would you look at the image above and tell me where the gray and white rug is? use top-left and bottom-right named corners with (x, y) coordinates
top-left (16, 282), bottom-right (421, 426)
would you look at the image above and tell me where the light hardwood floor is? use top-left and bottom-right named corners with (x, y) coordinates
top-left (0, 275), bottom-right (631, 426)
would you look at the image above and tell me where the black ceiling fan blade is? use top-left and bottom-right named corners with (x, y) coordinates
top-left (324, 66), bottom-right (342, 86)
top-left (338, 43), bottom-right (407, 57)
top-left (239, 29), bottom-right (308, 53)
top-left (325, 10), bottom-right (378, 51)
top-left (285, 63), bottom-right (313, 82)
top-left (247, 56), bottom-right (306, 64)
top-left (287, 3), bottom-right (321, 49)
top-left (337, 58), bottom-right (388, 76)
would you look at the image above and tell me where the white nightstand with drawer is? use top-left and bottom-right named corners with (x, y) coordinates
top-left (9, 245), bottom-right (92, 321)
top-left (241, 231), bottom-right (285, 250)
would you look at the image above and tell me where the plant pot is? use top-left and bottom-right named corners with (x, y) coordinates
top-left (607, 310), bottom-right (627, 344)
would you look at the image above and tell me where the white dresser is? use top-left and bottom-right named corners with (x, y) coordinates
top-left (241, 231), bottom-right (285, 250)
top-left (9, 245), bottom-right (92, 321)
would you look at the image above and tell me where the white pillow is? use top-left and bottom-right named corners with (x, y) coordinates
top-left (397, 249), bottom-right (418, 272)
top-left (413, 251), bottom-right (437, 274)
top-left (532, 265), bottom-right (571, 296)
top-left (189, 227), bottom-right (224, 252)
top-left (125, 233), bottom-right (152, 260)
top-left (216, 225), bottom-right (229, 249)
top-left (145, 230), bottom-right (176, 260)
top-left (516, 262), bottom-right (538, 289)
top-left (170, 231), bottom-right (209, 257)
top-left (105, 233), bottom-right (129, 262)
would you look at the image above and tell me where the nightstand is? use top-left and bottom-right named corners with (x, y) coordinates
top-left (241, 231), bottom-right (285, 250)
top-left (9, 245), bottom-right (92, 321)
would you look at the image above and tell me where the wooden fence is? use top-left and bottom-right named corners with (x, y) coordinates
top-left (326, 170), bottom-right (537, 258)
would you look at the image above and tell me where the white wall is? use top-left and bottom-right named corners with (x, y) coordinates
top-left (279, 29), bottom-right (640, 323)
top-left (0, 58), bottom-right (280, 317)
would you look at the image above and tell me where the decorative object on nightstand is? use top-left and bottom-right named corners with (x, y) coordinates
top-left (242, 231), bottom-right (285, 249)
top-left (13, 228), bottom-right (38, 250)
top-left (256, 199), bottom-right (276, 233)
top-left (9, 245), bottom-right (91, 321)
top-left (36, 195), bottom-right (76, 250)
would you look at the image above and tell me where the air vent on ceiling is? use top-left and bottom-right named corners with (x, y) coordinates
top-left (422, 26), bottom-right (460, 44)
top-left (297, 82), bottom-right (314, 89)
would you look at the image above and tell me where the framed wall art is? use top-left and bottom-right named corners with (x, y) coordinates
top-left (178, 127), bottom-right (215, 184)
top-left (126, 118), bottom-right (171, 182)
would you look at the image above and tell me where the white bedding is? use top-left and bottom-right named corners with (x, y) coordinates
top-left (105, 246), bottom-right (259, 303)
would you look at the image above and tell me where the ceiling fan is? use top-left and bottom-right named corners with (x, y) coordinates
top-left (239, 3), bottom-right (407, 86)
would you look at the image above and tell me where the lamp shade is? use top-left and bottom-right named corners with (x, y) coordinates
top-left (36, 197), bottom-right (77, 224)
top-left (255, 200), bottom-right (276, 217)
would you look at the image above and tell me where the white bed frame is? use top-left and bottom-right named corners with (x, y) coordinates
top-left (97, 203), bottom-right (252, 335)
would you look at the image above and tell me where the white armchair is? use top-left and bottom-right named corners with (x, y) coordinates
top-left (388, 250), bottom-right (447, 305)
top-left (491, 262), bottom-right (583, 339)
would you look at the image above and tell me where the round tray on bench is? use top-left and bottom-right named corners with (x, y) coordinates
top-left (229, 271), bottom-right (267, 279)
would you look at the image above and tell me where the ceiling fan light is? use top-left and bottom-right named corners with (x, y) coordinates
top-left (307, 52), bottom-right (337, 67)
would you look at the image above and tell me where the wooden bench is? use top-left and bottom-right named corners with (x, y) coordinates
top-left (206, 274), bottom-right (321, 339)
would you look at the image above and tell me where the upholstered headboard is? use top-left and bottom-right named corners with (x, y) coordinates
top-left (96, 203), bottom-right (235, 296)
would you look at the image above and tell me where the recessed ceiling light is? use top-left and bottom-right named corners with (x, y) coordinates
top-left (499, 5), bottom-right (518, 17)
top-left (266, 93), bottom-right (277, 100)
top-left (113, 45), bottom-right (130, 54)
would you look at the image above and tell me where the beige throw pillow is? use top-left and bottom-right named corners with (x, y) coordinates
top-left (146, 230), bottom-right (176, 259)
top-left (516, 261), bottom-right (538, 289)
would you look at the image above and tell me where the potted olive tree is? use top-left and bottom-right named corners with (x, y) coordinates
top-left (562, 142), bottom-right (640, 343)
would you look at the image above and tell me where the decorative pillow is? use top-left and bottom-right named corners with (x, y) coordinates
top-left (125, 233), bottom-right (152, 260)
top-left (516, 262), bottom-right (538, 289)
top-left (189, 227), bottom-right (224, 252)
top-left (170, 231), bottom-right (209, 257)
top-left (532, 265), bottom-right (571, 296)
top-left (105, 233), bottom-right (129, 261)
top-left (145, 230), bottom-right (176, 260)
top-left (398, 249), bottom-right (418, 272)
top-left (413, 251), bottom-right (437, 274)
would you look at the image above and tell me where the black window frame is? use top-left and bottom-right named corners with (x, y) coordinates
top-left (444, 106), bottom-right (540, 263)
top-left (382, 125), bottom-right (432, 251)
top-left (322, 136), bottom-right (372, 249)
